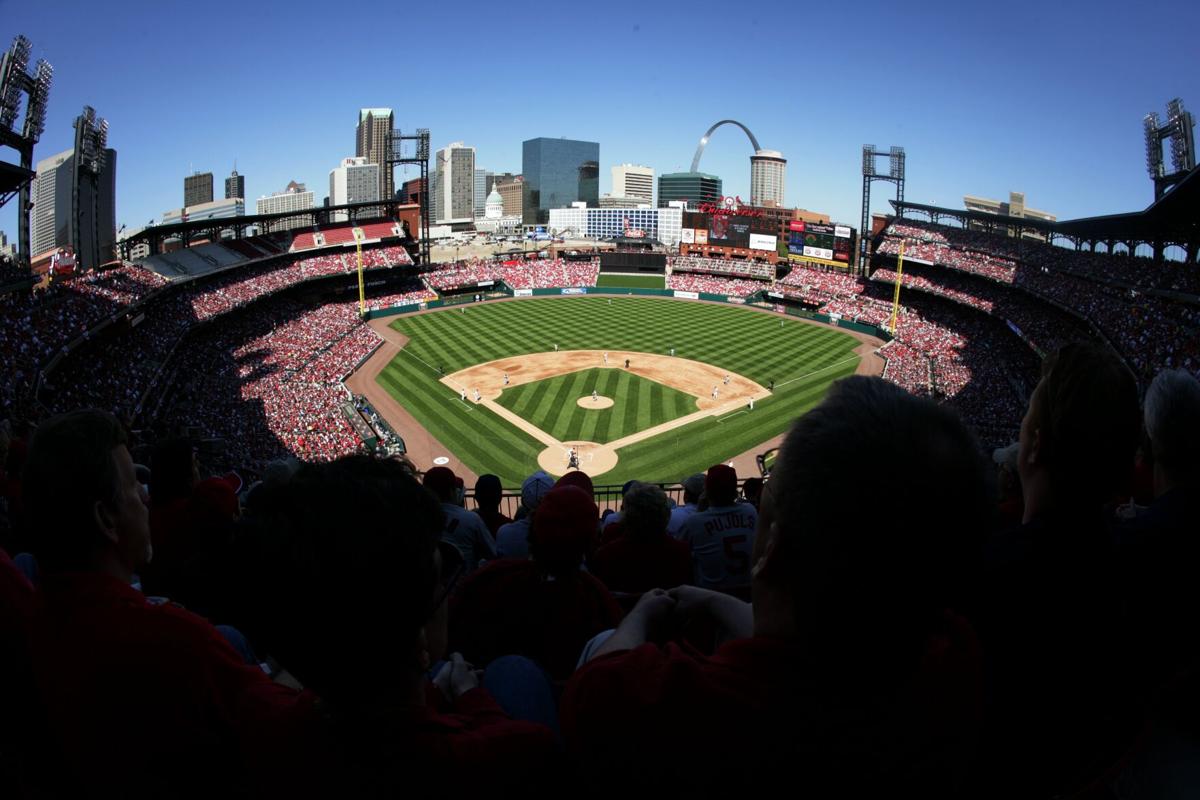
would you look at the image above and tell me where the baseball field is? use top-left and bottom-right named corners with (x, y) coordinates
top-left (373, 296), bottom-right (863, 486)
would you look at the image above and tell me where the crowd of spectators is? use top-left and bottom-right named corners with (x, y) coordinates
top-left (149, 296), bottom-right (377, 470)
top-left (668, 255), bottom-right (774, 281)
top-left (422, 258), bottom-right (599, 291)
top-left (0, 263), bottom-right (169, 417)
top-left (878, 219), bottom-right (1200, 381)
top-left (666, 272), bottom-right (768, 298)
top-left (5, 344), bottom-right (1197, 796)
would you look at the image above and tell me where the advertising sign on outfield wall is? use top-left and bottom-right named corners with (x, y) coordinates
top-left (680, 228), bottom-right (695, 244)
top-left (749, 233), bottom-right (777, 251)
top-left (673, 290), bottom-right (700, 300)
top-left (514, 289), bottom-right (533, 296)
top-left (561, 287), bottom-right (586, 295)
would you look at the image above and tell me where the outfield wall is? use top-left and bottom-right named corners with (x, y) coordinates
top-left (361, 287), bottom-right (892, 342)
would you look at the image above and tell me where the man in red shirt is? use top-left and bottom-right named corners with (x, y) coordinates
top-left (23, 409), bottom-right (316, 797)
top-left (590, 482), bottom-right (692, 594)
top-left (562, 377), bottom-right (993, 796)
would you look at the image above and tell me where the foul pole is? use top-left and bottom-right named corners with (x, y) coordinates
top-left (888, 241), bottom-right (905, 335)
top-left (356, 231), bottom-right (366, 316)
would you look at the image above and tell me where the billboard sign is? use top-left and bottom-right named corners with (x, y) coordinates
top-left (680, 228), bottom-right (695, 244)
top-left (561, 287), bottom-right (585, 295)
top-left (514, 288), bottom-right (533, 296)
top-left (749, 233), bottom-right (777, 251)
top-left (695, 229), bottom-right (708, 244)
top-left (673, 290), bottom-right (699, 300)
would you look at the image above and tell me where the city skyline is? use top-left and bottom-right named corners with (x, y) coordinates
top-left (2, 0), bottom-right (1197, 242)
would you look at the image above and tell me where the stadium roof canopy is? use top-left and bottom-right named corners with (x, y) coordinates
top-left (891, 167), bottom-right (1199, 255)
top-left (118, 198), bottom-right (419, 259)
top-left (0, 160), bottom-right (36, 196)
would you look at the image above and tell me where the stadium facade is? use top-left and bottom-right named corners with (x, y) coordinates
top-left (548, 202), bottom-right (684, 246)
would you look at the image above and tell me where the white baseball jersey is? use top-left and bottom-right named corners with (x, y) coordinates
top-left (678, 503), bottom-right (758, 589)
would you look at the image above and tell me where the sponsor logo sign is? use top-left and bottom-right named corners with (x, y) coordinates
top-left (478, 280), bottom-right (494, 287)
top-left (834, 225), bottom-right (852, 238)
top-left (680, 228), bottom-right (695, 244)
top-left (727, 296), bottom-right (745, 304)
top-left (749, 233), bottom-right (777, 251)
top-left (673, 290), bottom-right (699, 300)
top-left (561, 287), bottom-right (585, 295)
top-left (695, 229), bottom-right (708, 244)
top-left (514, 288), bottom-right (533, 296)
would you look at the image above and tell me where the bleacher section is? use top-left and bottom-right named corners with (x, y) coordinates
top-left (669, 255), bottom-right (774, 281)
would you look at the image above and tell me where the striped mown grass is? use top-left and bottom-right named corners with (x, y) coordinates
top-left (378, 296), bottom-right (860, 486)
top-left (495, 367), bottom-right (697, 444)
top-left (594, 273), bottom-right (666, 289)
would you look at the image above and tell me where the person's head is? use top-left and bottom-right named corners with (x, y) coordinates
top-left (529, 485), bottom-right (597, 577)
top-left (1018, 342), bottom-right (1140, 511)
top-left (621, 483), bottom-right (670, 540)
top-left (1143, 368), bottom-right (1200, 494)
top-left (681, 473), bottom-right (705, 505)
top-left (149, 436), bottom-right (198, 504)
top-left (705, 464), bottom-right (739, 507)
top-left (753, 377), bottom-right (992, 686)
top-left (741, 477), bottom-right (764, 507)
top-left (554, 469), bottom-right (594, 497)
top-left (521, 470), bottom-right (554, 512)
top-left (422, 466), bottom-right (457, 504)
top-left (474, 474), bottom-right (503, 510)
top-left (23, 409), bottom-right (150, 577)
top-left (240, 455), bottom-right (445, 708)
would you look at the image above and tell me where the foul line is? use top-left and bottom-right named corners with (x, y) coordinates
top-left (773, 355), bottom-right (860, 389)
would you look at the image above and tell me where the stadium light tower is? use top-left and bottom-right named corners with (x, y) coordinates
top-left (1144, 98), bottom-right (1196, 201)
top-left (0, 34), bottom-right (54, 270)
top-left (860, 145), bottom-right (905, 275)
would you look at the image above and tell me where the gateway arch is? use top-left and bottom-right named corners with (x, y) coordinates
top-left (690, 120), bottom-right (785, 207)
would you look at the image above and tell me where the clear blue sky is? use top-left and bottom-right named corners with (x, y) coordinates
top-left (2, 0), bottom-right (1197, 239)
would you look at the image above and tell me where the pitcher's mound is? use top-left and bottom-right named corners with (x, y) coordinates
top-left (537, 441), bottom-right (619, 478)
top-left (577, 395), bottom-right (614, 409)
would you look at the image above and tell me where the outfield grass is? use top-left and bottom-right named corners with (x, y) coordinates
top-left (594, 273), bottom-right (665, 289)
top-left (496, 367), bottom-right (696, 444)
top-left (377, 296), bottom-right (860, 486)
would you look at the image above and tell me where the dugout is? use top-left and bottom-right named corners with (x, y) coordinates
top-left (599, 251), bottom-right (666, 274)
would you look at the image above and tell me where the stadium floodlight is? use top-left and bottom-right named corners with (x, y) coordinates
top-left (1166, 98), bottom-right (1195, 174)
top-left (1144, 113), bottom-right (1163, 178)
top-left (22, 59), bottom-right (52, 140)
top-left (889, 146), bottom-right (906, 179)
top-left (862, 146), bottom-right (875, 175)
top-left (0, 35), bottom-right (33, 131)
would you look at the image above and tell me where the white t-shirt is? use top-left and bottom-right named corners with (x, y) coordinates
top-left (667, 502), bottom-right (698, 538)
top-left (678, 503), bottom-right (758, 589)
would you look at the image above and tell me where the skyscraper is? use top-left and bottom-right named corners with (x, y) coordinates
top-left (184, 171), bottom-right (213, 207)
top-left (224, 168), bottom-right (245, 200)
top-left (473, 168), bottom-right (492, 216)
top-left (31, 139), bottom-right (117, 270)
top-left (329, 157), bottom-right (381, 221)
top-left (256, 181), bottom-right (314, 231)
top-left (356, 108), bottom-right (394, 202)
top-left (433, 142), bottom-right (476, 223)
top-left (658, 172), bottom-right (722, 209)
top-left (612, 164), bottom-right (654, 205)
top-left (750, 150), bottom-right (786, 207)
top-left (521, 138), bottom-right (600, 225)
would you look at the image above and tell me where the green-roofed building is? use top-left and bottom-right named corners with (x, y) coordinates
top-left (658, 171), bottom-right (722, 209)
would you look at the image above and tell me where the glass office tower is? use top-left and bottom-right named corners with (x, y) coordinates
top-left (521, 137), bottom-right (600, 225)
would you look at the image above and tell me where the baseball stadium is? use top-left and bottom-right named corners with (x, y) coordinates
top-left (3, 15), bottom-right (1200, 798)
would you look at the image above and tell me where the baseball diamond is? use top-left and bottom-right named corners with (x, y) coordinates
top-left (368, 296), bottom-right (866, 485)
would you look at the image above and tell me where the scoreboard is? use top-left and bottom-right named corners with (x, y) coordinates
top-left (788, 221), bottom-right (854, 265)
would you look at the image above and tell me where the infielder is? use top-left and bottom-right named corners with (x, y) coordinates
top-left (603, 352), bottom-right (608, 365)
top-left (460, 388), bottom-right (467, 402)
top-left (711, 386), bottom-right (719, 399)
top-left (473, 388), bottom-right (481, 402)
top-left (670, 347), bottom-right (675, 357)
top-left (723, 374), bottom-right (730, 385)
top-left (503, 372), bottom-right (510, 386)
